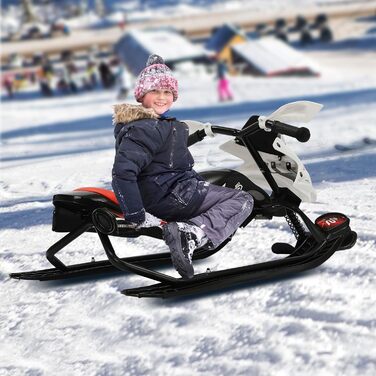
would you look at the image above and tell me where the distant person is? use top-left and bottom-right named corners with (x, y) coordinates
top-left (65, 61), bottom-right (79, 93)
top-left (63, 24), bottom-right (70, 36)
top-left (13, 73), bottom-right (28, 93)
top-left (56, 67), bottom-right (70, 94)
top-left (41, 55), bottom-right (54, 75)
top-left (8, 53), bottom-right (23, 69)
top-left (29, 71), bottom-right (37, 85)
top-left (216, 59), bottom-right (233, 102)
top-left (300, 28), bottom-right (313, 45)
top-left (116, 65), bottom-right (132, 100)
top-left (319, 26), bottom-right (333, 43)
top-left (37, 56), bottom-right (54, 96)
top-left (111, 54), bottom-right (253, 278)
top-left (86, 61), bottom-right (98, 89)
top-left (38, 69), bottom-right (53, 97)
top-left (3, 75), bottom-right (14, 98)
top-left (118, 14), bottom-right (127, 31)
top-left (98, 61), bottom-right (115, 88)
top-left (88, 46), bottom-right (98, 65)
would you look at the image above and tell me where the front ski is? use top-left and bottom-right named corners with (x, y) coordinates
top-left (123, 237), bottom-right (341, 298)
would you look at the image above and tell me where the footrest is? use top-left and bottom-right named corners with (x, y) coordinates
top-left (271, 242), bottom-right (295, 254)
top-left (338, 231), bottom-right (357, 251)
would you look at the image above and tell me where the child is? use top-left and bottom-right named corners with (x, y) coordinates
top-left (112, 54), bottom-right (253, 279)
top-left (216, 59), bottom-right (233, 102)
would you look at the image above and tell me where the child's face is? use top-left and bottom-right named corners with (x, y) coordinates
top-left (142, 89), bottom-right (174, 115)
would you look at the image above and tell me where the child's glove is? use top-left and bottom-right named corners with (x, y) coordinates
top-left (135, 212), bottom-right (163, 228)
top-left (121, 212), bottom-right (163, 229)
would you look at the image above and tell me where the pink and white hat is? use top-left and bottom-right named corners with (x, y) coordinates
top-left (134, 54), bottom-right (178, 102)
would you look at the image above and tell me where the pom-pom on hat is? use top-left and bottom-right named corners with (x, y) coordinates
top-left (134, 54), bottom-right (178, 102)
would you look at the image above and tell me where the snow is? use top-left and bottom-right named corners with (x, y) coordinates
top-left (1, 33), bottom-right (376, 376)
top-left (232, 37), bottom-right (320, 75)
top-left (117, 29), bottom-right (207, 75)
top-left (129, 29), bottom-right (206, 61)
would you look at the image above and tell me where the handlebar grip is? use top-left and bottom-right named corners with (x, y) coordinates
top-left (187, 129), bottom-right (206, 147)
top-left (266, 120), bottom-right (311, 142)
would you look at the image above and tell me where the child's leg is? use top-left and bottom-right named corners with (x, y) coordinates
top-left (188, 184), bottom-right (254, 248)
top-left (162, 184), bottom-right (253, 279)
top-left (223, 79), bottom-right (233, 100)
top-left (218, 79), bottom-right (227, 101)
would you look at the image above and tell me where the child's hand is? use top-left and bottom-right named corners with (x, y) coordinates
top-left (136, 212), bottom-right (163, 228)
top-left (114, 212), bottom-right (163, 229)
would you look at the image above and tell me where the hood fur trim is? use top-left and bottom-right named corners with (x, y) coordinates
top-left (112, 104), bottom-right (159, 125)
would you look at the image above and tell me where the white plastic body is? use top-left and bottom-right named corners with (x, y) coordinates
top-left (219, 135), bottom-right (316, 202)
top-left (185, 101), bottom-right (323, 203)
top-left (266, 101), bottom-right (323, 123)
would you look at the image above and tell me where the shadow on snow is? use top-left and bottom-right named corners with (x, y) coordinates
top-left (307, 151), bottom-right (376, 183)
top-left (0, 206), bottom-right (53, 229)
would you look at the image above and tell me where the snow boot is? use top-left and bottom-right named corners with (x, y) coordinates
top-left (163, 222), bottom-right (208, 279)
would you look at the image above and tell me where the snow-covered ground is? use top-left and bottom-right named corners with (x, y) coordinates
top-left (1, 45), bottom-right (376, 375)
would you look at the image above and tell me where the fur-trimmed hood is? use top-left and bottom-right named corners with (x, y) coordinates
top-left (112, 103), bottom-right (159, 125)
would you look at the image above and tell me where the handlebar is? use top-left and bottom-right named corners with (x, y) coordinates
top-left (187, 129), bottom-right (206, 147)
top-left (187, 118), bottom-right (311, 147)
top-left (265, 120), bottom-right (311, 142)
top-left (187, 125), bottom-right (240, 147)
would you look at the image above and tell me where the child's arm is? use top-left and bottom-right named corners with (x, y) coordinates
top-left (112, 124), bottom-right (164, 224)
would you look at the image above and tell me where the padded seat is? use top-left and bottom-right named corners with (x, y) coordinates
top-left (52, 187), bottom-right (121, 232)
top-left (53, 187), bottom-right (121, 213)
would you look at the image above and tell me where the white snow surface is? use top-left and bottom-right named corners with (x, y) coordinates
top-left (126, 29), bottom-right (206, 62)
top-left (1, 48), bottom-right (376, 375)
top-left (232, 37), bottom-right (320, 76)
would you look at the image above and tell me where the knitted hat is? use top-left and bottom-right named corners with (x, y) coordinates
top-left (134, 54), bottom-right (178, 102)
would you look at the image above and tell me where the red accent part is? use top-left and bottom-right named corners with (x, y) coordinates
top-left (74, 187), bottom-right (167, 225)
top-left (74, 187), bottom-right (119, 205)
top-left (316, 215), bottom-right (347, 229)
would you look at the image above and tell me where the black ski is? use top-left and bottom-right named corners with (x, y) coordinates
top-left (123, 237), bottom-right (341, 298)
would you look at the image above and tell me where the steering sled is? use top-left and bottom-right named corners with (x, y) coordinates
top-left (10, 101), bottom-right (357, 298)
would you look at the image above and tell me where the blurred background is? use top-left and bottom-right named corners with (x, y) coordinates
top-left (1, 0), bottom-right (376, 101)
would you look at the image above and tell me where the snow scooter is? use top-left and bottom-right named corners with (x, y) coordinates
top-left (10, 101), bottom-right (357, 298)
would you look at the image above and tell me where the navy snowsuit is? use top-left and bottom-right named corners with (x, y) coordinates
top-left (112, 104), bottom-right (254, 248)
top-left (112, 105), bottom-right (209, 223)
